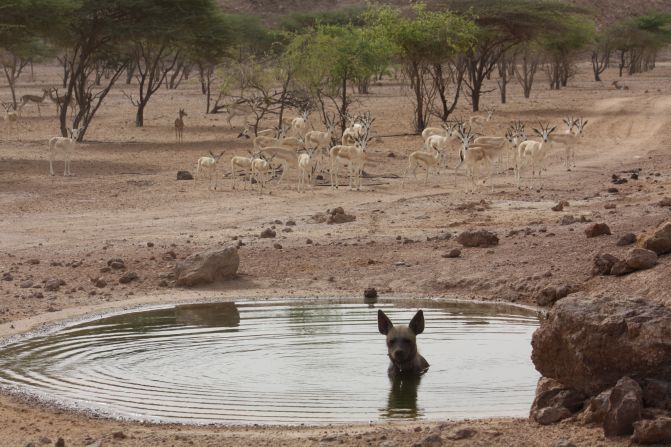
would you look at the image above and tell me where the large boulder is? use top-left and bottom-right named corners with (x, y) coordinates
top-left (531, 295), bottom-right (671, 396)
top-left (641, 221), bottom-right (671, 255)
top-left (175, 245), bottom-right (239, 287)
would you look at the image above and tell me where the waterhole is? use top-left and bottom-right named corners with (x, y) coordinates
top-left (0, 300), bottom-right (539, 424)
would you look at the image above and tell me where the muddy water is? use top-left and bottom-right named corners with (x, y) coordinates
top-left (0, 301), bottom-right (539, 424)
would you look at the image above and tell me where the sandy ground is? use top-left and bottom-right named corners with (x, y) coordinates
top-left (1, 61), bottom-right (670, 446)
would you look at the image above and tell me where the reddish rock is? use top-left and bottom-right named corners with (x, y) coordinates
top-left (175, 245), bottom-right (239, 287)
top-left (456, 230), bottom-right (499, 248)
top-left (532, 295), bottom-right (671, 396)
top-left (632, 417), bottom-right (671, 445)
top-left (585, 223), bottom-right (611, 238)
top-left (626, 248), bottom-right (658, 271)
top-left (603, 376), bottom-right (642, 437)
top-left (641, 221), bottom-right (671, 255)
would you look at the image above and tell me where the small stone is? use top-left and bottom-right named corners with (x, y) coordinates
top-left (585, 223), bottom-right (611, 238)
top-left (442, 248), bottom-right (461, 258)
top-left (593, 253), bottom-right (619, 276)
top-left (28, 259), bottom-right (40, 265)
top-left (44, 278), bottom-right (61, 292)
top-left (560, 215), bottom-right (576, 226)
top-left (603, 376), bottom-right (642, 437)
top-left (39, 437), bottom-right (52, 445)
top-left (109, 262), bottom-right (125, 270)
top-left (31, 291), bottom-right (44, 299)
top-left (534, 406), bottom-right (572, 425)
top-left (2, 272), bottom-right (13, 281)
top-left (607, 187), bottom-right (619, 194)
top-left (260, 228), bottom-right (276, 238)
top-left (658, 198), bottom-right (671, 207)
top-left (446, 428), bottom-right (476, 440)
top-left (419, 433), bottom-right (443, 446)
top-left (610, 260), bottom-right (634, 276)
top-left (19, 280), bottom-right (34, 288)
top-left (112, 431), bottom-right (127, 440)
top-left (285, 220), bottom-right (296, 226)
top-left (551, 201), bottom-right (568, 212)
top-left (55, 439), bottom-right (65, 447)
top-left (176, 170), bottom-right (193, 180)
top-left (282, 227), bottom-right (293, 233)
top-left (364, 288), bottom-right (378, 299)
top-left (616, 233), bottom-right (636, 246)
top-left (632, 417), bottom-right (671, 445)
top-left (94, 278), bottom-right (107, 288)
top-left (306, 239), bottom-right (313, 244)
top-left (554, 440), bottom-right (576, 447)
top-left (604, 203), bottom-right (616, 210)
top-left (119, 271), bottom-right (138, 284)
top-left (147, 242), bottom-right (154, 247)
top-left (273, 243), bottom-right (283, 249)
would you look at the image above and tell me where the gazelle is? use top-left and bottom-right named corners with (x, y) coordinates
top-left (47, 88), bottom-right (71, 114)
top-left (342, 112), bottom-right (372, 145)
top-left (297, 147), bottom-right (318, 193)
top-left (48, 128), bottom-right (82, 176)
top-left (260, 145), bottom-right (299, 186)
top-left (516, 122), bottom-right (556, 188)
top-left (230, 151), bottom-right (257, 190)
top-left (18, 89), bottom-right (49, 116)
top-left (250, 154), bottom-right (275, 193)
top-left (329, 134), bottom-right (370, 191)
top-left (402, 146), bottom-right (444, 186)
top-left (548, 117), bottom-right (588, 169)
top-left (290, 110), bottom-right (310, 138)
top-left (174, 109), bottom-right (187, 143)
top-left (455, 126), bottom-right (493, 192)
top-left (196, 151), bottom-right (225, 191)
top-left (469, 106), bottom-right (495, 128)
top-left (223, 101), bottom-right (258, 128)
top-left (421, 120), bottom-right (456, 142)
top-left (304, 113), bottom-right (337, 172)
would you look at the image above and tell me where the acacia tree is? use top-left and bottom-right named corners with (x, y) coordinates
top-left (590, 29), bottom-right (611, 82)
top-left (368, 4), bottom-right (476, 131)
top-left (0, 0), bottom-right (61, 108)
top-left (542, 14), bottom-right (594, 89)
top-left (447, 0), bottom-right (583, 111)
top-left (610, 13), bottom-right (671, 77)
top-left (289, 24), bottom-right (391, 133)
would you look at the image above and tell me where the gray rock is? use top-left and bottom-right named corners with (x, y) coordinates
top-left (554, 440), bottom-right (576, 447)
top-left (626, 248), bottom-right (658, 271)
top-left (44, 278), bottom-right (61, 292)
top-left (19, 280), bottom-right (34, 288)
top-left (530, 377), bottom-right (585, 424)
top-left (175, 245), bottom-right (239, 287)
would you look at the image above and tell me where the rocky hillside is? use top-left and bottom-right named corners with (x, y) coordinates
top-left (219, 0), bottom-right (671, 25)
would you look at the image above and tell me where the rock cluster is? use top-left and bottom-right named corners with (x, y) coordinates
top-left (531, 295), bottom-right (671, 444)
top-left (455, 230), bottom-right (499, 248)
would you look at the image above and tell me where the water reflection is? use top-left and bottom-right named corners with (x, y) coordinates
top-left (383, 374), bottom-right (423, 418)
top-left (175, 302), bottom-right (240, 327)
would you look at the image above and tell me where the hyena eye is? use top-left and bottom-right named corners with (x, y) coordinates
top-left (388, 338), bottom-right (396, 346)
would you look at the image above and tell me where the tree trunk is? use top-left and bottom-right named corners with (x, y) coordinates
top-left (135, 102), bottom-right (146, 127)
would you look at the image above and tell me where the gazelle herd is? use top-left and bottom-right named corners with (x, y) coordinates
top-left (39, 100), bottom-right (587, 195)
top-left (201, 106), bottom-right (588, 194)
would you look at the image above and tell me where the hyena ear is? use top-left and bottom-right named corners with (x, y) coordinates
top-left (378, 310), bottom-right (393, 335)
top-left (409, 310), bottom-right (425, 335)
